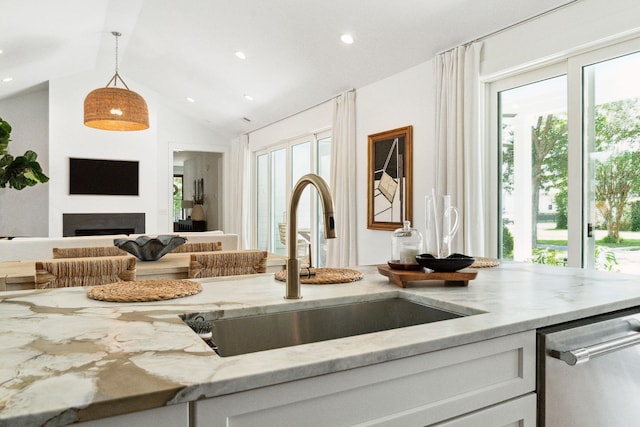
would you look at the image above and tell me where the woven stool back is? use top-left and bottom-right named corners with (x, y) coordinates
top-left (52, 246), bottom-right (128, 259)
top-left (189, 250), bottom-right (267, 278)
top-left (170, 241), bottom-right (222, 253)
top-left (35, 256), bottom-right (136, 289)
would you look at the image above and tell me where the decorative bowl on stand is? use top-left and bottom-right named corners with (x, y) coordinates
top-left (114, 235), bottom-right (187, 261)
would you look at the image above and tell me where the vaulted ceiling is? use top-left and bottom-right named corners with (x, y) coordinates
top-left (1, 0), bottom-right (574, 139)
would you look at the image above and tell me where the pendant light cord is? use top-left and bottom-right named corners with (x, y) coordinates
top-left (105, 31), bottom-right (130, 90)
top-left (113, 31), bottom-right (120, 78)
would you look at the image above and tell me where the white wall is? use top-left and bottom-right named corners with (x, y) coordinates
top-left (0, 87), bottom-right (49, 237)
top-left (245, 73), bottom-right (432, 266)
top-left (242, 0), bottom-right (640, 266)
top-left (358, 0), bottom-right (640, 265)
top-left (248, 101), bottom-right (333, 151)
top-left (356, 62), bottom-right (433, 265)
top-left (159, 104), bottom-right (229, 231)
top-left (480, 0), bottom-right (640, 78)
top-left (42, 69), bottom-right (228, 237)
top-left (48, 70), bottom-right (160, 237)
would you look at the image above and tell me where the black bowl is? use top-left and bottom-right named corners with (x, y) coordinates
top-left (114, 235), bottom-right (187, 261)
top-left (415, 253), bottom-right (475, 272)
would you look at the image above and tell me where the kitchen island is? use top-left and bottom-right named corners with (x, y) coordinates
top-left (1, 262), bottom-right (640, 426)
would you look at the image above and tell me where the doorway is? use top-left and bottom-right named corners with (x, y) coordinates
top-left (173, 151), bottom-right (223, 231)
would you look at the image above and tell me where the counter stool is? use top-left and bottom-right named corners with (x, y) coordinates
top-left (35, 256), bottom-right (136, 289)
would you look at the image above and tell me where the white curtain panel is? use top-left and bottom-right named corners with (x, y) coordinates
top-left (434, 42), bottom-right (485, 257)
top-left (327, 90), bottom-right (358, 267)
top-left (225, 134), bottom-right (251, 249)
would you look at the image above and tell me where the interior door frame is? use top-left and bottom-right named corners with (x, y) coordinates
top-left (168, 143), bottom-right (228, 233)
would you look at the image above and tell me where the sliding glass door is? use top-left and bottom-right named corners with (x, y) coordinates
top-left (498, 75), bottom-right (568, 264)
top-left (254, 132), bottom-right (332, 267)
top-left (581, 49), bottom-right (640, 272)
top-left (492, 37), bottom-right (640, 272)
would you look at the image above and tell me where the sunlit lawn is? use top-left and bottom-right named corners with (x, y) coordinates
top-left (537, 240), bottom-right (567, 246)
top-left (538, 239), bottom-right (640, 248)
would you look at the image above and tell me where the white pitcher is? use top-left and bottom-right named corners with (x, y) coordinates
top-left (425, 194), bottom-right (459, 258)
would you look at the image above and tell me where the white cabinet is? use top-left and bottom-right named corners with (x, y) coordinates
top-left (193, 330), bottom-right (536, 426)
top-left (76, 402), bottom-right (189, 427)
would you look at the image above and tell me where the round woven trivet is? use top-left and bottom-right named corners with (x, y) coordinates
top-left (87, 279), bottom-right (202, 302)
top-left (470, 257), bottom-right (500, 268)
top-left (274, 268), bottom-right (363, 284)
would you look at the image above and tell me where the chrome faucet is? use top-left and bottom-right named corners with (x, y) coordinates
top-left (286, 174), bottom-right (336, 299)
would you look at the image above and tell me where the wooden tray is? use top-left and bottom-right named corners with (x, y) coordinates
top-left (377, 265), bottom-right (477, 288)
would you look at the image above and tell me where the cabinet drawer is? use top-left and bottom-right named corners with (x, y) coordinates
top-left (432, 393), bottom-right (537, 427)
top-left (194, 330), bottom-right (535, 427)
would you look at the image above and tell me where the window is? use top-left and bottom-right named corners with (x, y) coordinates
top-left (255, 131), bottom-right (332, 267)
top-left (491, 37), bottom-right (640, 272)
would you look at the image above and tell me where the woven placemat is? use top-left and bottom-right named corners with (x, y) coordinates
top-left (87, 279), bottom-right (203, 302)
top-left (470, 257), bottom-right (500, 268)
top-left (274, 268), bottom-right (363, 284)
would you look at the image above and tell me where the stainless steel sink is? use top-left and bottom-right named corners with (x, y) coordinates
top-left (182, 298), bottom-right (467, 357)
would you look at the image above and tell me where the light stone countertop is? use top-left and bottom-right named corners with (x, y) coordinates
top-left (2, 262), bottom-right (640, 426)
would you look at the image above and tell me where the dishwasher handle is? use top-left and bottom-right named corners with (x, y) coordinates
top-left (550, 330), bottom-right (640, 366)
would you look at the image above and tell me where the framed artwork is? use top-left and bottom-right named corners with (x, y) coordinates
top-left (367, 125), bottom-right (413, 230)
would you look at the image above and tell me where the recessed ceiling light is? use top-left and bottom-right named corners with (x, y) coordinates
top-left (243, 94), bottom-right (254, 101)
top-left (0, 50), bottom-right (3, 55)
top-left (340, 33), bottom-right (354, 44)
top-left (186, 97), bottom-right (195, 103)
top-left (235, 51), bottom-right (246, 60)
top-left (2, 77), bottom-right (13, 83)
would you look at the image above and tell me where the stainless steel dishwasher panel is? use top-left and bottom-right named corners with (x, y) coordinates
top-left (537, 308), bottom-right (640, 427)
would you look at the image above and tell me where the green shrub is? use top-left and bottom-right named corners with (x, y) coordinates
top-left (631, 201), bottom-right (640, 231)
top-left (595, 246), bottom-right (618, 271)
top-left (600, 235), bottom-right (623, 244)
top-left (532, 248), bottom-right (566, 265)
top-left (554, 189), bottom-right (568, 230)
top-left (502, 222), bottom-right (514, 259)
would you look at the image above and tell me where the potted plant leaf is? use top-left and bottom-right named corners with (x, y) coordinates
top-left (0, 117), bottom-right (49, 189)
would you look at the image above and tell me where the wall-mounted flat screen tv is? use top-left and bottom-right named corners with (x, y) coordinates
top-left (69, 158), bottom-right (139, 195)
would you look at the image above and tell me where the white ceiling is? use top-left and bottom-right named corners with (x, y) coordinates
top-left (1, 0), bottom-right (575, 140)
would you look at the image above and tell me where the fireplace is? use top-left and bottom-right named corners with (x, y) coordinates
top-left (63, 213), bottom-right (145, 237)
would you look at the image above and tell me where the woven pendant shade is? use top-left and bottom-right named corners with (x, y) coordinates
top-left (84, 87), bottom-right (149, 131)
top-left (83, 31), bottom-right (149, 131)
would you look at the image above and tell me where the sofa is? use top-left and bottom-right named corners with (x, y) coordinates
top-left (0, 231), bottom-right (239, 262)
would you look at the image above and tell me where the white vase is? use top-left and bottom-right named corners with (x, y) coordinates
top-left (191, 204), bottom-right (205, 221)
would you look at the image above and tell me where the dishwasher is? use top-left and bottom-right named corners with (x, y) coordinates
top-left (537, 307), bottom-right (640, 426)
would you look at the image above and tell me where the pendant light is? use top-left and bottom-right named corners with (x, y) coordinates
top-left (84, 31), bottom-right (149, 131)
